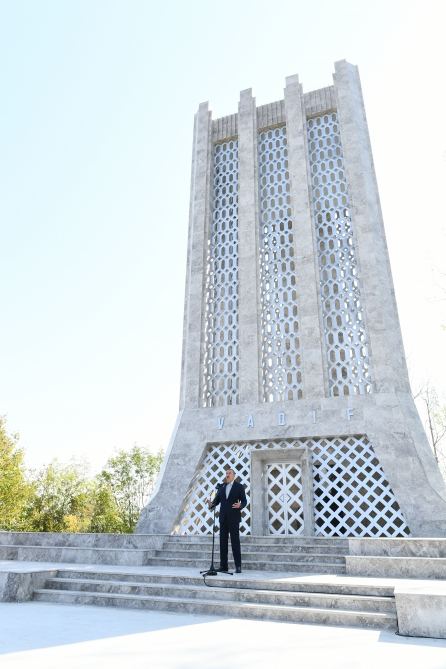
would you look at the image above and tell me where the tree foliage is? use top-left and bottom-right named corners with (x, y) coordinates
top-left (88, 482), bottom-right (124, 533)
top-left (0, 418), bottom-right (163, 533)
top-left (24, 460), bottom-right (93, 532)
top-left (98, 446), bottom-right (163, 532)
top-left (0, 417), bottom-right (32, 529)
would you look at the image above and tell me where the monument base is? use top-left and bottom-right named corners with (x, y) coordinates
top-left (137, 392), bottom-right (446, 538)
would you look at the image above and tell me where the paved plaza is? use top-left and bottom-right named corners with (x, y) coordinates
top-left (0, 600), bottom-right (445, 669)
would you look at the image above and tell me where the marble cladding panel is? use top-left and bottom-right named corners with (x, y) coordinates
top-left (395, 587), bottom-right (446, 638)
top-left (349, 538), bottom-right (446, 558)
top-left (346, 555), bottom-right (446, 579)
top-left (0, 570), bottom-right (56, 602)
top-left (0, 532), bottom-right (165, 549)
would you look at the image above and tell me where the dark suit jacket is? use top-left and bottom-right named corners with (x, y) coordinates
top-left (211, 480), bottom-right (247, 526)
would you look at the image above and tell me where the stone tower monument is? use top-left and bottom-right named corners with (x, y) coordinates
top-left (137, 60), bottom-right (446, 538)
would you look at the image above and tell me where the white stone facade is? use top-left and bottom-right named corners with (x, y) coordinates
top-left (137, 61), bottom-right (446, 538)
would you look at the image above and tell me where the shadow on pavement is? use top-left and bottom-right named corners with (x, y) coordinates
top-left (0, 601), bottom-right (220, 654)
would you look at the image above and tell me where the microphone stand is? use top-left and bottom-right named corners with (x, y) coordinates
top-left (201, 486), bottom-right (234, 581)
top-left (200, 504), bottom-right (218, 577)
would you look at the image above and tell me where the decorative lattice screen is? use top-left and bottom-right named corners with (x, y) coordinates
top-left (258, 127), bottom-right (303, 402)
top-left (307, 113), bottom-right (372, 397)
top-left (174, 436), bottom-right (409, 537)
top-left (202, 140), bottom-right (239, 407)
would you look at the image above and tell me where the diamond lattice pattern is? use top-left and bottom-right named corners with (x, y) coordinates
top-left (258, 127), bottom-right (303, 402)
top-left (175, 436), bottom-right (409, 537)
top-left (307, 113), bottom-right (372, 397)
top-left (267, 463), bottom-right (304, 535)
top-left (202, 140), bottom-right (239, 407)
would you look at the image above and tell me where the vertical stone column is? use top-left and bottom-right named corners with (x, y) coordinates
top-left (238, 89), bottom-right (260, 403)
top-left (285, 75), bottom-right (326, 399)
top-left (333, 60), bottom-right (411, 393)
top-left (179, 102), bottom-right (212, 409)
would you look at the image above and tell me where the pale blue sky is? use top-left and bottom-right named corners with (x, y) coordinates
top-left (1, 0), bottom-right (445, 472)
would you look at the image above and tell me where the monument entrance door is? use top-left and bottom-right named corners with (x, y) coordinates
top-left (251, 448), bottom-right (315, 536)
top-left (266, 462), bottom-right (304, 535)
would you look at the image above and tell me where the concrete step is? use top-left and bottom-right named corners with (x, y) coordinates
top-left (144, 556), bottom-right (346, 573)
top-left (162, 542), bottom-right (346, 555)
top-left (167, 536), bottom-right (349, 546)
top-left (43, 577), bottom-right (395, 613)
top-left (0, 543), bottom-right (345, 571)
top-left (33, 587), bottom-right (396, 630)
top-left (0, 544), bottom-right (154, 566)
top-left (54, 570), bottom-right (392, 597)
top-left (0, 532), bottom-right (349, 548)
top-left (155, 549), bottom-right (346, 564)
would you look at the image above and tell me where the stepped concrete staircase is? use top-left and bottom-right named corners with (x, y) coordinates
top-left (146, 535), bottom-right (348, 573)
top-left (1, 532), bottom-right (445, 634)
top-left (32, 568), bottom-right (396, 630)
top-left (0, 532), bottom-right (348, 573)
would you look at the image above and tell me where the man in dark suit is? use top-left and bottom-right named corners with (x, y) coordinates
top-left (209, 467), bottom-right (247, 574)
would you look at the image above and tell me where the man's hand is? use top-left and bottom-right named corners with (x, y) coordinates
top-left (232, 500), bottom-right (241, 509)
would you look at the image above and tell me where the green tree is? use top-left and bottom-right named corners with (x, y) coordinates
top-left (25, 460), bottom-right (94, 532)
top-left (98, 446), bottom-right (163, 532)
top-left (88, 482), bottom-right (124, 533)
top-left (0, 417), bottom-right (32, 530)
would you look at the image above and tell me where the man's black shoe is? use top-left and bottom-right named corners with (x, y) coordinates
top-left (217, 567), bottom-right (229, 573)
top-left (235, 567), bottom-right (242, 573)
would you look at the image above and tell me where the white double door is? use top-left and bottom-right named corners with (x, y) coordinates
top-left (266, 462), bottom-right (305, 535)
